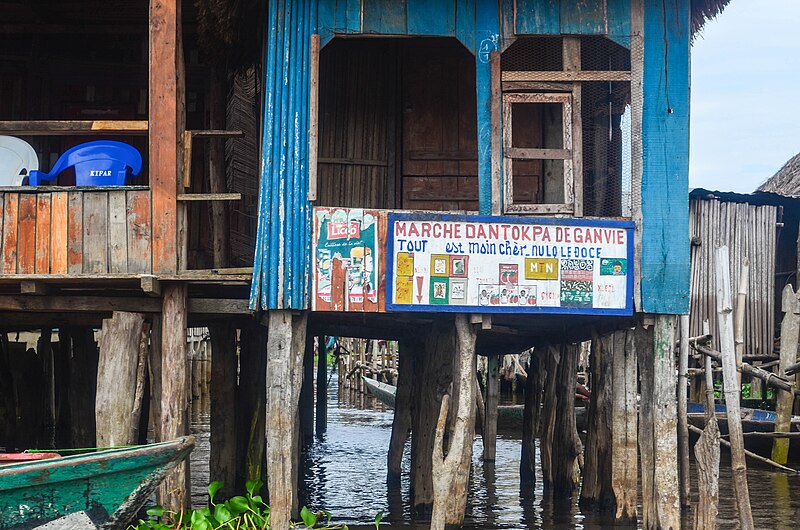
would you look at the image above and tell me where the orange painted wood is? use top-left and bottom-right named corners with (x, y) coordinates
top-left (50, 192), bottom-right (69, 274)
top-left (126, 190), bottom-right (152, 274)
top-left (17, 194), bottom-right (36, 274)
top-left (331, 259), bottom-right (346, 312)
top-left (83, 192), bottom-right (109, 274)
top-left (35, 193), bottom-right (51, 274)
top-left (67, 191), bottom-right (83, 274)
top-left (377, 211), bottom-right (388, 313)
top-left (149, 0), bottom-right (181, 274)
top-left (2, 194), bottom-right (19, 274)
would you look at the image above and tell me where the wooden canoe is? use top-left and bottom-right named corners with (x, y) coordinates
top-left (0, 436), bottom-right (194, 530)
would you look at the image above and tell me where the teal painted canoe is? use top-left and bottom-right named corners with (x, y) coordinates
top-left (0, 436), bottom-right (194, 530)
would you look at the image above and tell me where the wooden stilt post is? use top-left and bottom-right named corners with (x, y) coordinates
top-left (55, 329), bottom-right (72, 447)
top-left (551, 343), bottom-right (581, 498)
top-left (159, 284), bottom-right (189, 513)
top-left (611, 329), bottom-right (637, 523)
top-left (237, 321), bottom-right (267, 491)
top-left (652, 315), bottom-right (681, 529)
top-left (69, 327), bottom-right (98, 448)
top-left (637, 323), bottom-right (657, 529)
top-left (692, 414), bottom-right (720, 530)
top-left (678, 314), bottom-right (691, 508)
top-left (209, 322), bottom-right (237, 499)
top-left (773, 284), bottom-right (800, 465)
top-left (388, 338), bottom-right (415, 479)
top-left (0, 333), bottom-right (14, 448)
top-left (431, 314), bottom-right (477, 530)
top-left (149, 317), bottom-right (163, 445)
top-left (540, 345), bottom-right (559, 486)
top-left (715, 246), bottom-right (754, 530)
top-left (265, 310), bottom-right (307, 529)
top-left (130, 322), bottom-right (150, 444)
top-left (38, 328), bottom-right (55, 448)
top-left (96, 312), bottom-right (145, 447)
top-left (520, 350), bottom-right (543, 484)
top-left (411, 323), bottom-right (452, 514)
top-left (300, 333), bottom-right (315, 443)
top-left (482, 354), bottom-right (500, 461)
top-left (315, 335), bottom-right (327, 436)
top-left (580, 332), bottom-right (614, 513)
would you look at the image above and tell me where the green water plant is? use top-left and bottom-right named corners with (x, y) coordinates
top-left (128, 480), bottom-right (351, 530)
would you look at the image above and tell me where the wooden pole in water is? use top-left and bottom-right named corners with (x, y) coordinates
top-left (388, 338), bottom-right (415, 479)
top-left (483, 354), bottom-right (500, 461)
top-left (411, 323), bottom-right (453, 513)
top-left (715, 246), bottom-right (754, 530)
top-left (96, 312), bottom-right (145, 447)
top-left (300, 333), bottom-right (315, 442)
top-left (265, 310), bottom-right (307, 528)
top-left (773, 284), bottom-right (800, 465)
top-left (159, 284), bottom-right (189, 513)
top-left (611, 329), bottom-right (637, 523)
top-left (692, 413), bottom-right (720, 530)
top-left (315, 335), bottom-right (327, 436)
top-left (520, 350), bottom-right (543, 484)
top-left (551, 343), bottom-right (582, 498)
top-left (38, 328), bottom-right (55, 448)
top-left (734, 260), bottom-right (749, 393)
top-left (580, 332), bottom-right (614, 512)
top-left (209, 322), bottom-right (237, 499)
top-left (652, 315), bottom-right (680, 529)
top-left (678, 314), bottom-right (691, 508)
top-left (130, 322), bottom-right (150, 444)
top-left (237, 321), bottom-right (267, 491)
top-left (540, 345), bottom-right (559, 486)
top-left (431, 314), bottom-right (476, 529)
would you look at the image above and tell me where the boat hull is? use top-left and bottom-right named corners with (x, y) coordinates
top-left (0, 436), bottom-right (194, 530)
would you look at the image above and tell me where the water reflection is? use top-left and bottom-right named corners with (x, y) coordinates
top-left (190, 374), bottom-right (800, 529)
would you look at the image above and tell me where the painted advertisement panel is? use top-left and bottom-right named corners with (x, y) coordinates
top-left (386, 213), bottom-right (634, 315)
top-left (313, 208), bottom-right (380, 312)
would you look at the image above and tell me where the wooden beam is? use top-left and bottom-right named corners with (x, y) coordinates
top-left (501, 71), bottom-right (631, 82)
top-left (505, 148), bottom-right (572, 160)
top-left (0, 120), bottom-right (148, 135)
top-left (140, 275), bottom-right (161, 296)
top-left (176, 193), bottom-right (242, 202)
top-left (0, 295), bottom-right (250, 314)
top-left (20, 280), bottom-right (48, 295)
top-left (149, 0), bottom-right (182, 274)
top-left (490, 51), bottom-right (501, 215)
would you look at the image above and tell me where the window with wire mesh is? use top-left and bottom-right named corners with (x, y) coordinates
top-left (500, 36), bottom-right (633, 218)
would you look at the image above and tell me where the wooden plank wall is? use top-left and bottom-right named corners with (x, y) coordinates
top-left (0, 190), bottom-right (152, 275)
top-left (317, 40), bottom-right (397, 209)
top-left (689, 199), bottom-right (777, 356)
top-left (402, 41), bottom-right (480, 212)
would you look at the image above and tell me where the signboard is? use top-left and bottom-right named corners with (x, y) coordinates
top-left (386, 213), bottom-right (634, 315)
top-left (312, 208), bottom-right (380, 311)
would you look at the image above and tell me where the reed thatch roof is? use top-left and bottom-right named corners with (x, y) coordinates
top-left (756, 152), bottom-right (800, 196)
top-left (692, 0), bottom-right (733, 35)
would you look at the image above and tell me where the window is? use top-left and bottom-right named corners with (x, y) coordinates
top-left (502, 90), bottom-right (581, 215)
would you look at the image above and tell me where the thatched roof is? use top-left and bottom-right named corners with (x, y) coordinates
top-left (692, 0), bottom-right (733, 35)
top-left (756, 152), bottom-right (800, 196)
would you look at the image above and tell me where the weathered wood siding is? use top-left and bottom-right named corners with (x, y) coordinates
top-left (0, 188), bottom-right (152, 275)
top-left (689, 198), bottom-right (778, 356)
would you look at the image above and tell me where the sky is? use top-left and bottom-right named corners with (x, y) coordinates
top-left (689, 0), bottom-right (800, 193)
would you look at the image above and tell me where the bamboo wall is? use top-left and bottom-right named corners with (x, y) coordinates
top-left (689, 198), bottom-right (779, 356)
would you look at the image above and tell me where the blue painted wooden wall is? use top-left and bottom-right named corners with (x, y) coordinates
top-left (250, 0), bottom-right (691, 313)
top-left (640, 0), bottom-right (691, 314)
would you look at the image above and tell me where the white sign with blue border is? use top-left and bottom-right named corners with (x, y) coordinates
top-left (386, 213), bottom-right (634, 315)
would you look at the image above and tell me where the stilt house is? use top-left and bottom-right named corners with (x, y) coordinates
top-left (0, 0), bottom-right (730, 527)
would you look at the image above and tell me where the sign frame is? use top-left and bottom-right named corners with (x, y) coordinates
top-left (385, 212), bottom-right (635, 316)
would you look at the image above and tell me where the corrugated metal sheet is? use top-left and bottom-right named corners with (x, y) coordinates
top-left (250, 0), bottom-right (315, 310)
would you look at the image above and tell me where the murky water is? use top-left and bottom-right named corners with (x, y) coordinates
top-left (191, 374), bottom-right (800, 529)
